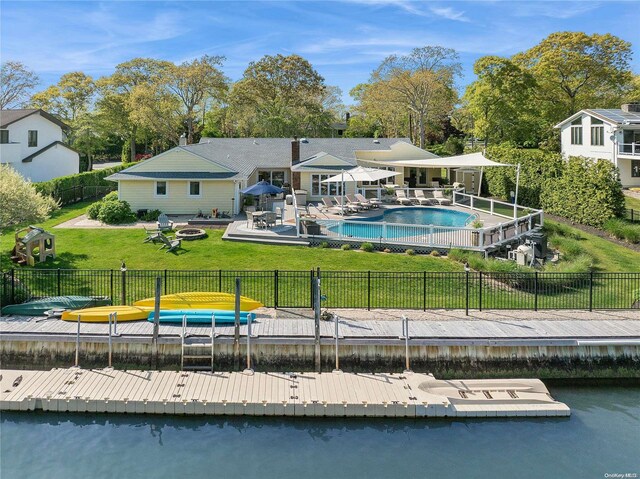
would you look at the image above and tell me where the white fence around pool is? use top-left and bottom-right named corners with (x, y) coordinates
top-left (295, 190), bottom-right (543, 251)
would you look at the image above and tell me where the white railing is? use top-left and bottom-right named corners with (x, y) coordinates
top-left (619, 143), bottom-right (640, 156)
top-left (298, 191), bottom-right (543, 250)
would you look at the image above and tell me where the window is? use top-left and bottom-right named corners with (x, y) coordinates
top-left (632, 160), bottom-right (640, 178)
top-left (188, 181), bottom-right (201, 196)
top-left (0, 130), bottom-right (8, 144)
top-left (590, 118), bottom-right (604, 146)
top-left (570, 118), bottom-right (582, 145)
top-left (28, 130), bottom-right (38, 147)
top-left (311, 174), bottom-right (342, 196)
top-left (257, 170), bottom-right (286, 187)
top-left (155, 181), bottom-right (167, 196)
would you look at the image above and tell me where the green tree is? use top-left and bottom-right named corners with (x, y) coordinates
top-left (515, 32), bottom-right (633, 122)
top-left (464, 56), bottom-right (537, 146)
top-left (229, 54), bottom-right (327, 137)
top-left (163, 55), bottom-right (227, 144)
top-left (0, 61), bottom-right (39, 109)
top-left (370, 46), bottom-right (461, 147)
top-left (0, 164), bottom-right (58, 228)
top-left (30, 72), bottom-right (95, 122)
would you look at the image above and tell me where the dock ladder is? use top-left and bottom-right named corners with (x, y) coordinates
top-left (180, 313), bottom-right (216, 372)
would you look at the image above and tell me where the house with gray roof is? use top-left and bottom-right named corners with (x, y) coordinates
top-left (555, 103), bottom-right (640, 187)
top-left (107, 137), bottom-right (440, 215)
top-left (1, 109), bottom-right (79, 182)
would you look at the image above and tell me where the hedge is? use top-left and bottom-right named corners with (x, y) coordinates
top-left (541, 156), bottom-right (626, 227)
top-left (35, 163), bottom-right (133, 198)
top-left (484, 145), bottom-right (563, 209)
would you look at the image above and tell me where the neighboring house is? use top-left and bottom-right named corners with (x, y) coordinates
top-left (107, 137), bottom-right (440, 215)
top-left (0, 109), bottom-right (79, 182)
top-left (555, 103), bottom-right (640, 187)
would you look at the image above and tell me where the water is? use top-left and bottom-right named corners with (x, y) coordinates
top-left (1, 387), bottom-right (638, 479)
top-left (326, 207), bottom-right (473, 240)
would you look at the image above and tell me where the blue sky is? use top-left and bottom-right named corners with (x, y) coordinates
top-left (2, 1), bottom-right (639, 104)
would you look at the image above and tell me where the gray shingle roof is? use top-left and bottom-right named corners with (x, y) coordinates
top-left (107, 171), bottom-right (237, 181)
top-left (0, 109), bottom-right (69, 129)
top-left (187, 138), bottom-right (411, 177)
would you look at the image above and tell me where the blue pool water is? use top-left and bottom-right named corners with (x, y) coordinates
top-left (327, 207), bottom-right (473, 240)
top-left (1, 387), bottom-right (638, 479)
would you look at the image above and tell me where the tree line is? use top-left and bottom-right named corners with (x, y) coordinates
top-left (1, 31), bottom-right (638, 168)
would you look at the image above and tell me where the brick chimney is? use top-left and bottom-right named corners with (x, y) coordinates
top-left (291, 136), bottom-right (301, 190)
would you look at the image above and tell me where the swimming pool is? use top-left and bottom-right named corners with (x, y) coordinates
top-left (325, 207), bottom-right (474, 241)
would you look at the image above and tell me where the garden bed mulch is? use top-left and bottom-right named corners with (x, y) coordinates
top-left (545, 213), bottom-right (640, 253)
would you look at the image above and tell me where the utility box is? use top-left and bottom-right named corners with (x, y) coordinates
top-left (525, 231), bottom-right (547, 259)
top-left (515, 244), bottom-right (533, 266)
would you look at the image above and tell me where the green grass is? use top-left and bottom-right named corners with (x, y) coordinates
top-left (625, 194), bottom-right (640, 212)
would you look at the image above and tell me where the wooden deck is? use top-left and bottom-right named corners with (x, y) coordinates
top-left (0, 368), bottom-right (570, 418)
top-left (2, 311), bottom-right (639, 347)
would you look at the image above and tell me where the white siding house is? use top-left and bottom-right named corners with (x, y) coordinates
top-left (555, 104), bottom-right (640, 187)
top-left (0, 109), bottom-right (79, 182)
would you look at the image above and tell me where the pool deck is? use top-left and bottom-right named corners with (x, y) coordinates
top-left (0, 368), bottom-right (570, 418)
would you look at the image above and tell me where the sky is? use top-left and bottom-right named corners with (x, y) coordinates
top-left (1, 0), bottom-right (639, 105)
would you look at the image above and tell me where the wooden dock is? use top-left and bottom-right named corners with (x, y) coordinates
top-left (0, 368), bottom-right (570, 418)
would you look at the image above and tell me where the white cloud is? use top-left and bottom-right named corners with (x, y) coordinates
top-left (429, 6), bottom-right (470, 22)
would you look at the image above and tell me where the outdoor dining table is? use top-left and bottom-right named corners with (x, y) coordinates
top-left (251, 211), bottom-right (268, 229)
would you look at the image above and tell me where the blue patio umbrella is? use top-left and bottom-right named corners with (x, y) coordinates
top-left (240, 180), bottom-right (284, 196)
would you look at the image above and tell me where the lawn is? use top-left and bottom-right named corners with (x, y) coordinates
top-left (0, 202), bottom-right (461, 272)
top-left (625, 194), bottom-right (640, 212)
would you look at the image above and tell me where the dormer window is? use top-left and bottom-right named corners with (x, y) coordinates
top-left (28, 130), bottom-right (38, 147)
top-left (570, 118), bottom-right (582, 145)
top-left (590, 118), bottom-right (604, 146)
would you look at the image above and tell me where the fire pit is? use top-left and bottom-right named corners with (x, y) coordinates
top-left (175, 228), bottom-right (207, 240)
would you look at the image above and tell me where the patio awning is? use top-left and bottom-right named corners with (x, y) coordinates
top-left (364, 152), bottom-right (509, 169)
top-left (321, 166), bottom-right (402, 183)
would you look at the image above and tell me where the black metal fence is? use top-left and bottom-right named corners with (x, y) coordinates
top-left (2, 269), bottom-right (639, 312)
top-left (626, 208), bottom-right (640, 223)
top-left (52, 185), bottom-right (117, 206)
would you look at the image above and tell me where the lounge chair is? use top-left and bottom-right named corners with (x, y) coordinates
top-left (414, 190), bottom-right (436, 206)
top-left (157, 234), bottom-right (182, 253)
top-left (156, 213), bottom-right (174, 232)
top-left (432, 190), bottom-right (452, 206)
top-left (143, 228), bottom-right (163, 244)
top-left (321, 197), bottom-right (347, 215)
top-left (395, 189), bottom-right (414, 206)
top-left (354, 193), bottom-right (381, 208)
top-left (334, 196), bottom-right (361, 212)
top-left (346, 194), bottom-right (370, 209)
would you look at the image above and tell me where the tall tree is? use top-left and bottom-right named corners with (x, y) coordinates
top-left (96, 58), bottom-right (171, 161)
top-left (515, 32), bottom-right (633, 121)
top-left (163, 55), bottom-right (227, 144)
top-left (0, 61), bottom-right (39, 109)
top-left (30, 72), bottom-right (95, 122)
top-left (371, 46), bottom-right (461, 147)
top-left (464, 56), bottom-right (537, 146)
top-left (230, 54), bottom-right (327, 137)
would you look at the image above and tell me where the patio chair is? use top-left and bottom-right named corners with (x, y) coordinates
top-left (274, 206), bottom-right (284, 224)
top-left (157, 234), bottom-right (182, 253)
top-left (264, 212), bottom-right (277, 228)
top-left (346, 194), bottom-right (370, 209)
top-left (143, 227), bottom-right (164, 244)
top-left (432, 190), bottom-right (452, 206)
top-left (395, 189), bottom-right (414, 206)
top-left (355, 193), bottom-right (381, 208)
top-left (156, 213), bottom-right (174, 232)
top-left (334, 196), bottom-right (361, 212)
top-left (321, 197), bottom-right (349, 215)
top-left (414, 190), bottom-right (436, 206)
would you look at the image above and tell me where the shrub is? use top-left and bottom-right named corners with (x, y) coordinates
top-left (360, 242), bottom-right (374, 252)
top-left (603, 218), bottom-right (640, 244)
top-left (541, 156), bottom-right (626, 227)
top-left (97, 200), bottom-right (136, 224)
top-left (341, 244), bottom-right (351, 251)
top-left (86, 202), bottom-right (102, 220)
top-left (430, 250), bottom-right (440, 257)
top-left (405, 249), bottom-right (415, 256)
top-left (102, 191), bottom-right (119, 202)
top-left (141, 209), bottom-right (162, 221)
top-left (320, 241), bottom-right (329, 249)
top-left (443, 136), bottom-right (465, 155)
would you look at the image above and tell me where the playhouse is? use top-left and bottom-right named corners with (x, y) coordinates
top-left (12, 226), bottom-right (56, 266)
